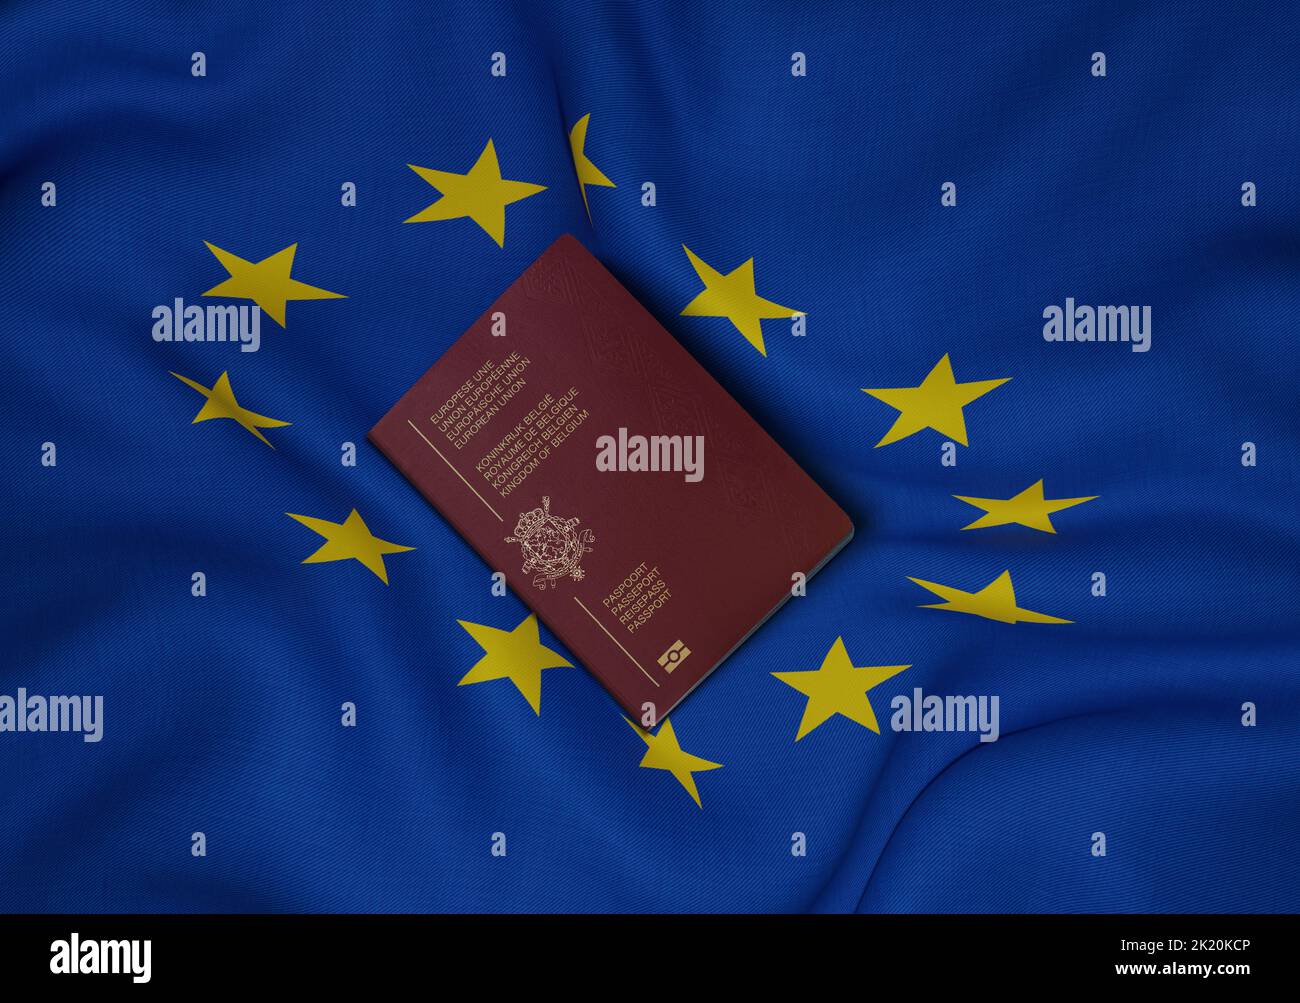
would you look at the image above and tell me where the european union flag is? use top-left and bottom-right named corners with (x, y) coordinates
top-left (1, 0), bottom-right (1298, 915)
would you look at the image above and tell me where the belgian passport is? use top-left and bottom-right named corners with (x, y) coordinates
top-left (370, 234), bottom-right (853, 720)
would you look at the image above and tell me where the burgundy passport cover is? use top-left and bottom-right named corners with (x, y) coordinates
top-left (370, 234), bottom-right (853, 719)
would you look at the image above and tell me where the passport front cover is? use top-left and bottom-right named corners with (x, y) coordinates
top-left (371, 234), bottom-right (853, 719)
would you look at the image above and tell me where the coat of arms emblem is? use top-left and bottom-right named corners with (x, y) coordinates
top-left (505, 496), bottom-right (595, 589)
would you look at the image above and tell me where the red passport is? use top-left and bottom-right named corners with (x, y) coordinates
top-left (370, 235), bottom-right (853, 720)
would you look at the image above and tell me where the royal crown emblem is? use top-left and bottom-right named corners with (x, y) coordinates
top-left (504, 496), bottom-right (595, 589)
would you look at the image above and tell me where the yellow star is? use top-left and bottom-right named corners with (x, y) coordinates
top-left (285, 509), bottom-right (414, 585)
top-left (456, 613), bottom-right (572, 715)
top-left (907, 569), bottom-right (1070, 624)
top-left (624, 717), bottom-right (722, 808)
top-left (862, 354), bottom-right (1009, 447)
top-left (954, 479), bottom-right (1098, 533)
top-left (568, 113), bottom-right (615, 221)
top-left (202, 242), bottom-right (345, 328)
top-left (680, 246), bottom-right (800, 357)
top-left (772, 637), bottom-right (910, 741)
top-left (405, 139), bottom-right (546, 247)
top-left (169, 370), bottom-right (290, 448)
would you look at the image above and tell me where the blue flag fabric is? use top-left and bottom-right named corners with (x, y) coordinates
top-left (2, 0), bottom-right (1298, 913)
